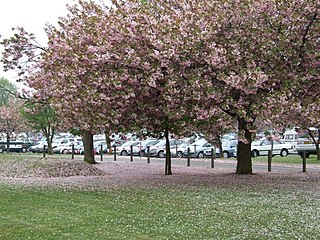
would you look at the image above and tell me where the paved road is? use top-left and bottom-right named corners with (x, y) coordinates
top-left (94, 155), bottom-right (319, 173)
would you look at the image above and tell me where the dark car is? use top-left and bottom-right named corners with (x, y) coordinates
top-left (0, 141), bottom-right (34, 153)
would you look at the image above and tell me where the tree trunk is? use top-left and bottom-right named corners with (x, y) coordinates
top-left (48, 126), bottom-right (55, 155)
top-left (164, 126), bottom-right (172, 175)
top-left (317, 129), bottom-right (320, 161)
top-left (6, 133), bottom-right (10, 153)
top-left (44, 127), bottom-right (54, 155)
top-left (236, 118), bottom-right (253, 174)
top-left (308, 129), bottom-right (320, 161)
top-left (83, 130), bottom-right (95, 164)
top-left (216, 134), bottom-right (223, 158)
top-left (47, 139), bottom-right (53, 155)
top-left (104, 130), bottom-right (111, 153)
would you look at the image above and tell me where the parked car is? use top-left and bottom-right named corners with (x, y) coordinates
top-left (281, 129), bottom-right (300, 149)
top-left (52, 137), bottom-right (82, 149)
top-left (107, 140), bottom-right (126, 153)
top-left (170, 138), bottom-right (206, 158)
top-left (172, 142), bottom-right (190, 158)
top-left (281, 128), bottom-right (319, 150)
top-left (134, 139), bottom-right (159, 156)
top-left (149, 139), bottom-right (185, 158)
top-left (29, 141), bottom-right (47, 153)
top-left (73, 142), bottom-right (84, 154)
top-left (116, 140), bottom-right (142, 156)
top-left (53, 141), bottom-right (83, 154)
top-left (93, 140), bottom-right (107, 155)
top-left (222, 133), bottom-right (237, 142)
top-left (183, 141), bottom-right (217, 158)
top-left (0, 140), bottom-right (34, 153)
top-left (251, 139), bottom-right (295, 157)
top-left (221, 140), bottom-right (238, 158)
top-left (296, 137), bottom-right (319, 158)
top-left (204, 147), bottom-right (221, 158)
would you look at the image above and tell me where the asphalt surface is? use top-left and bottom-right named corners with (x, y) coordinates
top-left (94, 154), bottom-right (319, 173)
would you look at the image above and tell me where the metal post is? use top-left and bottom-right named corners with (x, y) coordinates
top-left (211, 148), bottom-right (215, 168)
top-left (187, 147), bottom-right (190, 167)
top-left (194, 145), bottom-right (197, 158)
top-left (71, 144), bottom-right (75, 160)
top-left (100, 144), bottom-right (103, 161)
top-left (268, 150), bottom-right (272, 172)
top-left (43, 145), bottom-right (46, 158)
top-left (113, 145), bottom-right (116, 161)
top-left (147, 146), bottom-right (150, 164)
top-left (175, 144), bottom-right (178, 157)
top-left (130, 145), bottom-right (133, 162)
top-left (302, 151), bottom-right (306, 172)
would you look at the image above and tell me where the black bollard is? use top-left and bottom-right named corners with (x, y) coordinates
top-left (130, 145), bottom-right (133, 162)
top-left (147, 146), bottom-right (150, 164)
top-left (43, 145), bottom-right (46, 158)
top-left (211, 148), bottom-right (215, 168)
top-left (268, 150), bottom-right (272, 172)
top-left (71, 144), bottom-right (75, 160)
top-left (100, 144), bottom-right (103, 162)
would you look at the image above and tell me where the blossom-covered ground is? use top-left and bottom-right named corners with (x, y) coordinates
top-left (0, 158), bottom-right (319, 194)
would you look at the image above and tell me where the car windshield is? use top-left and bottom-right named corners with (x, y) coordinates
top-left (252, 140), bottom-right (263, 146)
top-left (191, 139), bottom-right (207, 146)
top-left (222, 142), bottom-right (231, 147)
top-left (222, 141), bottom-right (237, 147)
top-left (154, 140), bottom-right (166, 147)
top-left (121, 141), bottom-right (134, 147)
top-left (148, 140), bottom-right (158, 146)
top-left (203, 142), bottom-right (213, 147)
top-left (36, 141), bottom-right (46, 145)
top-left (179, 143), bottom-right (189, 148)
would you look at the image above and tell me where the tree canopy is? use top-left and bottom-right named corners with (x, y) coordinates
top-left (1, 0), bottom-right (319, 174)
top-left (0, 77), bottom-right (17, 106)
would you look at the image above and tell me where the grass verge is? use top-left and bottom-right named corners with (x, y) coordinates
top-left (252, 154), bottom-right (320, 164)
top-left (0, 184), bottom-right (319, 239)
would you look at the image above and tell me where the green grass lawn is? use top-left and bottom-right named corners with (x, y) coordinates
top-left (0, 154), bottom-right (320, 239)
top-left (252, 154), bottom-right (320, 164)
top-left (0, 184), bottom-right (319, 239)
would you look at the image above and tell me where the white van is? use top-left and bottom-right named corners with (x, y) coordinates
top-left (282, 130), bottom-right (299, 144)
top-left (282, 128), bottom-right (319, 151)
top-left (281, 129), bottom-right (299, 152)
top-left (52, 137), bottom-right (83, 153)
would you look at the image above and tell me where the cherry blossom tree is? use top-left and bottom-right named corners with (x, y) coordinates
top-left (0, 99), bottom-right (25, 152)
top-left (0, 1), bottom-right (214, 171)
top-left (96, 0), bottom-right (209, 174)
top-left (11, 0), bottom-right (202, 173)
top-left (185, 0), bottom-right (319, 173)
top-left (104, 0), bottom-right (319, 174)
top-left (1, 1), bottom-right (118, 164)
top-left (1, 0), bottom-right (319, 175)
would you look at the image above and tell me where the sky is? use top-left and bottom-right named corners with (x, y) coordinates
top-left (0, 0), bottom-right (98, 84)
